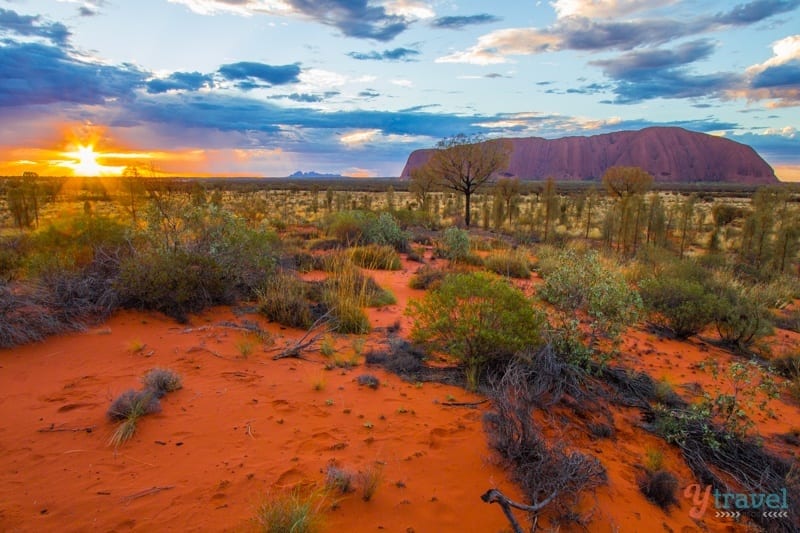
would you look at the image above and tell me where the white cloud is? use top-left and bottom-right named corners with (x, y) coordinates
top-left (341, 129), bottom-right (381, 146)
top-left (436, 28), bottom-right (560, 65)
top-left (762, 126), bottom-right (797, 138)
top-left (391, 79), bottom-right (414, 87)
top-left (747, 35), bottom-right (800, 75)
top-left (382, 0), bottom-right (435, 20)
top-left (550, 0), bottom-right (675, 19)
top-left (167, 0), bottom-right (292, 16)
top-left (298, 69), bottom-right (348, 89)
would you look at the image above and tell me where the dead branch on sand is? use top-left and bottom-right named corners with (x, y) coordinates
top-left (121, 485), bottom-right (175, 504)
top-left (38, 424), bottom-right (96, 433)
top-left (480, 488), bottom-right (554, 533)
top-left (441, 399), bottom-right (489, 408)
top-left (270, 312), bottom-right (334, 361)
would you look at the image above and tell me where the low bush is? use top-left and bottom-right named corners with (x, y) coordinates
top-left (142, 368), bottom-right (183, 398)
top-left (484, 250), bottom-right (530, 279)
top-left (325, 465), bottom-right (354, 494)
top-left (710, 276), bottom-right (773, 351)
top-left (638, 470), bottom-right (679, 510)
top-left (639, 260), bottom-right (717, 338)
top-left (107, 389), bottom-right (161, 447)
top-left (356, 374), bottom-right (380, 389)
top-left (437, 227), bottom-right (470, 262)
top-left (116, 249), bottom-right (230, 323)
top-left (258, 271), bottom-right (314, 329)
top-left (349, 244), bottom-right (401, 270)
top-left (254, 489), bottom-right (325, 533)
top-left (538, 249), bottom-right (642, 341)
top-left (409, 265), bottom-right (446, 290)
top-left (408, 272), bottom-right (545, 390)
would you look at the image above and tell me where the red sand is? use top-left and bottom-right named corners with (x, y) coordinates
top-left (1, 260), bottom-right (798, 532)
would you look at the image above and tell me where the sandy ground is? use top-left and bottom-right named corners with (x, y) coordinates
top-left (1, 257), bottom-right (798, 532)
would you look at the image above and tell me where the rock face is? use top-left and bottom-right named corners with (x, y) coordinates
top-left (400, 127), bottom-right (778, 184)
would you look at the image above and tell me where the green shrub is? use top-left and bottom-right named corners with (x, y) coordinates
top-left (408, 272), bottom-right (545, 390)
top-left (258, 271), bottom-right (314, 329)
top-left (350, 244), bottom-right (401, 270)
top-left (484, 250), bottom-right (530, 279)
top-left (325, 211), bottom-right (408, 251)
top-left (116, 249), bottom-right (230, 323)
top-left (255, 489), bottom-right (325, 533)
top-left (438, 227), bottom-right (470, 262)
top-left (639, 260), bottom-right (717, 338)
top-left (538, 249), bottom-right (642, 340)
top-left (363, 212), bottom-right (409, 251)
top-left (710, 276), bottom-right (773, 351)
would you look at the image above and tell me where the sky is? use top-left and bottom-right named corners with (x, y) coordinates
top-left (0, 0), bottom-right (799, 179)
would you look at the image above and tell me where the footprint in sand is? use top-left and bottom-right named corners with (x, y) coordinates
top-left (275, 467), bottom-right (306, 488)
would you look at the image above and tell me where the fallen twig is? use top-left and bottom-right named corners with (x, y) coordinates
top-left (481, 488), bottom-right (554, 533)
top-left (38, 424), bottom-right (96, 433)
top-left (121, 485), bottom-right (175, 504)
top-left (187, 346), bottom-right (234, 360)
top-left (272, 311), bottom-right (333, 360)
top-left (441, 399), bottom-right (489, 407)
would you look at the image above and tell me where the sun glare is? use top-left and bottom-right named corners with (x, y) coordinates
top-left (73, 145), bottom-right (102, 176)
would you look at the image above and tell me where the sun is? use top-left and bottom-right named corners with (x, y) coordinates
top-left (71, 145), bottom-right (103, 176)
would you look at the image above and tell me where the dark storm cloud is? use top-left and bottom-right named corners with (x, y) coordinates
top-left (347, 47), bottom-right (419, 61)
top-left (285, 0), bottom-right (408, 41)
top-left (217, 62), bottom-right (301, 85)
top-left (0, 41), bottom-right (144, 107)
top-left (146, 72), bottom-right (213, 94)
top-left (431, 14), bottom-right (500, 29)
top-left (0, 7), bottom-right (71, 45)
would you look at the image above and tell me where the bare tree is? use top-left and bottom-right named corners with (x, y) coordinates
top-left (409, 165), bottom-right (438, 212)
top-left (427, 134), bottom-right (511, 227)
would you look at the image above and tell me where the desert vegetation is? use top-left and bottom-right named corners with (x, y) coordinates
top-left (1, 171), bottom-right (799, 531)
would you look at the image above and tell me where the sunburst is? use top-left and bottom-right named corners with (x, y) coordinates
top-left (70, 145), bottom-right (103, 176)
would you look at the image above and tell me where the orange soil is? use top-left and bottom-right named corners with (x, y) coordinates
top-left (1, 257), bottom-right (798, 532)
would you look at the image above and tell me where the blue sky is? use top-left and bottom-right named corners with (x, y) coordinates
top-left (1, 0), bottom-right (799, 179)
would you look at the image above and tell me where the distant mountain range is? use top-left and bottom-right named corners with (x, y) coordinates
top-left (401, 127), bottom-right (778, 184)
top-left (287, 171), bottom-right (344, 179)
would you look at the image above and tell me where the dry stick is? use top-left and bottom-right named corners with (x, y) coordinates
top-left (121, 485), bottom-right (175, 504)
top-left (271, 311), bottom-right (334, 361)
top-left (441, 399), bottom-right (489, 407)
top-left (480, 488), bottom-right (556, 533)
top-left (38, 425), bottom-right (96, 433)
top-left (188, 345), bottom-right (235, 361)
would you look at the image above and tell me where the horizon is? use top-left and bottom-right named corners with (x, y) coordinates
top-left (1, 1), bottom-right (799, 181)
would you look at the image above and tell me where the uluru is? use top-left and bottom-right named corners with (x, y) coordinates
top-left (401, 127), bottom-right (778, 184)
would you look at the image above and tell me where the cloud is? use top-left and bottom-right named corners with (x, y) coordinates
top-left (436, 28), bottom-right (560, 65)
top-left (347, 47), bottom-right (419, 61)
top-left (437, 0), bottom-right (800, 64)
top-left (550, 0), bottom-right (677, 19)
top-left (146, 72), bottom-right (214, 94)
top-left (169, 0), bottom-right (414, 41)
top-left (273, 91), bottom-right (340, 102)
top-left (0, 7), bottom-right (71, 45)
top-left (591, 40), bottom-right (717, 77)
top-left (217, 62), bottom-right (301, 85)
top-left (431, 14), bottom-right (500, 29)
top-left (735, 35), bottom-right (800, 106)
top-left (358, 89), bottom-right (380, 98)
top-left (0, 41), bottom-right (144, 107)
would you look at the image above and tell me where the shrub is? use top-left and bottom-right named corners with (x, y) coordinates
top-left (358, 465), bottom-right (382, 502)
top-left (408, 272), bottom-right (545, 390)
top-left (438, 227), bottom-right (470, 262)
top-left (0, 283), bottom-right (75, 348)
top-left (638, 470), bottom-right (679, 510)
top-left (326, 211), bottom-right (408, 251)
top-left (484, 250), bottom-right (530, 279)
top-left (363, 212), bottom-right (409, 251)
top-left (409, 265), bottom-right (446, 290)
top-left (710, 277), bottom-right (773, 351)
top-left (350, 244), bottom-right (401, 270)
top-left (254, 489), bottom-right (325, 533)
top-left (356, 374), bottom-right (380, 389)
top-left (325, 465), bottom-right (354, 494)
top-left (639, 260), bottom-right (717, 338)
top-left (538, 249), bottom-right (642, 341)
top-left (107, 389), bottom-right (161, 447)
top-left (258, 271), bottom-right (314, 329)
top-left (142, 368), bottom-right (182, 398)
top-left (116, 249), bottom-right (230, 323)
